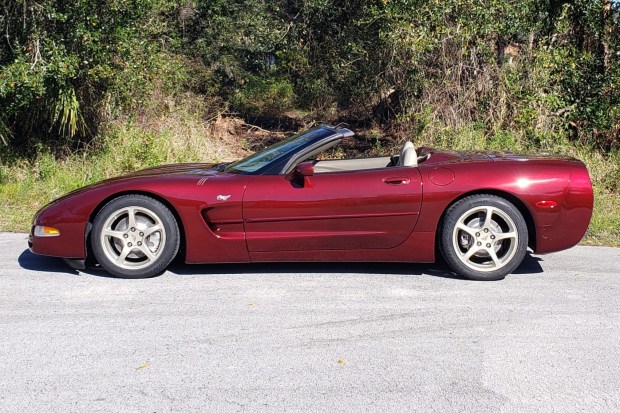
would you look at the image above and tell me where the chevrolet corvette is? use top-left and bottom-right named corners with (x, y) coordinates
top-left (29, 125), bottom-right (593, 280)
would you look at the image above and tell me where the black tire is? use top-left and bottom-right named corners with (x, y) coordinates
top-left (439, 195), bottom-right (528, 281)
top-left (91, 195), bottom-right (180, 279)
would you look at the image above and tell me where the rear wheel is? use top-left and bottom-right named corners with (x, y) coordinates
top-left (440, 195), bottom-right (528, 281)
top-left (91, 195), bottom-right (180, 279)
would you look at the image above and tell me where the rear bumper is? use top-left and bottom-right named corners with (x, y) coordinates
top-left (535, 162), bottom-right (593, 254)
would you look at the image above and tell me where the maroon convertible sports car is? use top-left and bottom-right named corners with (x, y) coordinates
top-left (29, 125), bottom-right (593, 280)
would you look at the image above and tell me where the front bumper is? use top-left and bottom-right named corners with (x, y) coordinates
top-left (29, 202), bottom-right (87, 259)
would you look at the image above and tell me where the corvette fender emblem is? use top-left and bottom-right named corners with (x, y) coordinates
top-left (216, 195), bottom-right (231, 201)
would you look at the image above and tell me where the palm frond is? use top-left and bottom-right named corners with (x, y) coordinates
top-left (52, 87), bottom-right (86, 139)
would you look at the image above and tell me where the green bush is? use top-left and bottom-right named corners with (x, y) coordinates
top-left (0, 0), bottom-right (186, 152)
top-left (231, 76), bottom-right (295, 117)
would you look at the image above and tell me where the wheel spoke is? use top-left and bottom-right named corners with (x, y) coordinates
top-left (462, 245), bottom-right (482, 261)
top-left (482, 207), bottom-right (494, 229)
top-left (103, 229), bottom-right (125, 240)
top-left (495, 231), bottom-right (517, 241)
top-left (488, 248), bottom-right (501, 268)
top-left (456, 223), bottom-right (477, 238)
top-left (116, 246), bottom-right (132, 264)
top-left (142, 224), bottom-right (162, 238)
top-left (126, 207), bottom-right (138, 230)
top-left (138, 244), bottom-right (157, 262)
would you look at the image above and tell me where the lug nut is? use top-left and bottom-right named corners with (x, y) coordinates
top-left (491, 235), bottom-right (495, 240)
top-left (484, 228), bottom-right (489, 233)
top-left (486, 243), bottom-right (491, 248)
top-left (477, 242), bottom-right (482, 246)
top-left (137, 241), bottom-right (142, 246)
top-left (476, 232), bottom-right (480, 237)
top-left (139, 232), bottom-right (144, 236)
top-left (128, 242), bottom-right (132, 247)
top-left (123, 234), bottom-right (128, 239)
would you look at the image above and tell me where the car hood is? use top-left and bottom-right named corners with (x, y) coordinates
top-left (44, 163), bottom-right (226, 207)
top-left (82, 162), bottom-right (226, 189)
top-left (118, 163), bottom-right (222, 178)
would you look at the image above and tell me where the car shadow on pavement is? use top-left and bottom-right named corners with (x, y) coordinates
top-left (166, 260), bottom-right (464, 279)
top-left (512, 253), bottom-right (544, 274)
top-left (17, 248), bottom-right (544, 280)
top-left (17, 249), bottom-right (78, 275)
top-left (167, 253), bottom-right (544, 280)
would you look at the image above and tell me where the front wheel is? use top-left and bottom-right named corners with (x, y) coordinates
top-left (440, 195), bottom-right (528, 281)
top-left (91, 195), bottom-right (180, 279)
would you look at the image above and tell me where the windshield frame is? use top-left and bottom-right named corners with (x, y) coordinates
top-left (223, 126), bottom-right (347, 175)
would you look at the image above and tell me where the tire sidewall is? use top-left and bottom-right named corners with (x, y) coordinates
top-left (440, 195), bottom-right (528, 281)
top-left (91, 195), bottom-right (180, 279)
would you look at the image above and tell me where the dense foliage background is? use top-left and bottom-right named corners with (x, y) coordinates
top-left (1, 0), bottom-right (619, 241)
top-left (2, 0), bottom-right (619, 149)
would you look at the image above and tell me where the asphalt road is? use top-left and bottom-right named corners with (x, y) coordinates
top-left (1, 232), bottom-right (619, 412)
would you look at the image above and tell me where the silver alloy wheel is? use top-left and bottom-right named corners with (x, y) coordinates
top-left (99, 206), bottom-right (167, 270)
top-left (451, 206), bottom-right (518, 273)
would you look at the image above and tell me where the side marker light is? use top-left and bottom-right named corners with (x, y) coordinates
top-left (34, 226), bottom-right (61, 237)
top-left (535, 201), bottom-right (558, 209)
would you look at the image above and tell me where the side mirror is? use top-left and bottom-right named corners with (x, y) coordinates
top-left (287, 161), bottom-right (315, 187)
top-left (296, 161), bottom-right (315, 177)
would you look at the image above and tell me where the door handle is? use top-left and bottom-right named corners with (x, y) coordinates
top-left (383, 177), bottom-right (410, 185)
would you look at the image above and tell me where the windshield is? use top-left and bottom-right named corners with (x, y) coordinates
top-left (224, 128), bottom-right (331, 174)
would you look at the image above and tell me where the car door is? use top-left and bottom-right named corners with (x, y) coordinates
top-left (242, 166), bottom-right (423, 252)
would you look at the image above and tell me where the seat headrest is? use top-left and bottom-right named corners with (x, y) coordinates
top-left (401, 147), bottom-right (418, 167)
top-left (399, 141), bottom-right (414, 159)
